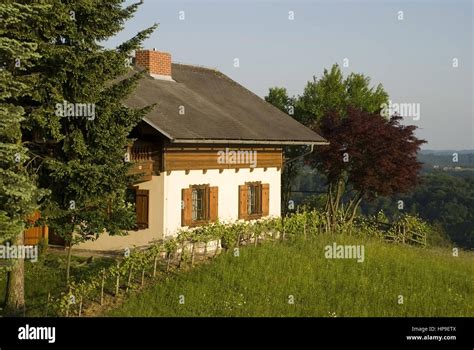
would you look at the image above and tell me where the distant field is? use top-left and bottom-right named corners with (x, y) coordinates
top-left (107, 235), bottom-right (474, 317)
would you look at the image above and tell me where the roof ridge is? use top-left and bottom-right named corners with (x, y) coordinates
top-left (172, 63), bottom-right (262, 101)
top-left (173, 63), bottom-right (298, 121)
top-left (172, 62), bottom-right (219, 71)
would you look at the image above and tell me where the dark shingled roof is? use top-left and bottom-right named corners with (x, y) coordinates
top-left (124, 64), bottom-right (327, 145)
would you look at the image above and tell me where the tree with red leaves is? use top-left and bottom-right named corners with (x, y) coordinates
top-left (306, 107), bottom-right (426, 230)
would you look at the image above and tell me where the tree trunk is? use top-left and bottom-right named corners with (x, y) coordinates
top-left (347, 195), bottom-right (364, 227)
top-left (66, 236), bottom-right (73, 284)
top-left (327, 182), bottom-right (338, 232)
top-left (5, 232), bottom-right (25, 316)
top-left (326, 177), bottom-right (347, 233)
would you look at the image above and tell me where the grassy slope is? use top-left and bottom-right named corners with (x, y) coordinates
top-left (0, 255), bottom-right (115, 316)
top-left (108, 235), bottom-right (474, 317)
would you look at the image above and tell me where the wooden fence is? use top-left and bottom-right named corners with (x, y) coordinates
top-left (24, 211), bottom-right (48, 245)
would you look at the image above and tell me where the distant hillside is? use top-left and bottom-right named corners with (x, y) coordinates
top-left (419, 150), bottom-right (474, 168)
top-left (421, 150), bottom-right (474, 155)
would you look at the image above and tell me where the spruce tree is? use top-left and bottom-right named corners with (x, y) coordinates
top-left (0, 2), bottom-right (46, 315)
top-left (13, 0), bottom-right (157, 281)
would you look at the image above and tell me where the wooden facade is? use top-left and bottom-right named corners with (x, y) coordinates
top-left (128, 140), bottom-right (282, 183)
top-left (163, 144), bottom-right (282, 172)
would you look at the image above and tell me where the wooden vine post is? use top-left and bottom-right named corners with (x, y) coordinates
top-left (115, 262), bottom-right (120, 297)
top-left (153, 253), bottom-right (159, 277)
top-left (100, 268), bottom-right (105, 305)
top-left (237, 232), bottom-right (242, 247)
top-left (166, 251), bottom-right (172, 271)
top-left (126, 267), bottom-right (133, 292)
top-left (213, 240), bottom-right (220, 258)
top-left (178, 242), bottom-right (186, 268)
top-left (191, 242), bottom-right (196, 266)
top-left (304, 218), bottom-right (307, 240)
top-left (78, 296), bottom-right (83, 317)
top-left (45, 292), bottom-right (51, 317)
top-left (65, 285), bottom-right (72, 317)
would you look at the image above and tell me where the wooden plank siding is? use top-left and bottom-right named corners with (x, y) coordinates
top-left (163, 144), bottom-right (282, 171)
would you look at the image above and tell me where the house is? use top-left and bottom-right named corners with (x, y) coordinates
top-left (69, 49), bottom-right (326, 251)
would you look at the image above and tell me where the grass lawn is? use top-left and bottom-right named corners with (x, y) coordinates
top-left (0, 254), bottom-right (115, 316)
top-left (108, 235), bottom-right (474, 317)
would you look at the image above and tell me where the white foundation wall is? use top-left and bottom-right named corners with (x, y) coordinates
top-left (163, 168), bottom-right (281, 238)
top-left (76, 175), bottom-right (165, 251)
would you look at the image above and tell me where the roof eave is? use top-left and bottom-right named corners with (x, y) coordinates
top-left (142, 117), bottom-right (174, 140)
top-left (143, 113), bottom-right (329, 146)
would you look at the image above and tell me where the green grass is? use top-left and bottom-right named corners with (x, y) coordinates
top-left (108, 235), bottom-right (474, 317)
top-left (0, 254), bottom-right (115, 316)
top-left (1, 235), bottom-right (472, 317)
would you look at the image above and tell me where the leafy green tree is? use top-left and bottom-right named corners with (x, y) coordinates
top-left (0, 2), bottom-right (47, 315)
top-left (13, 0), bottom-right (157, 281)
top-left (265, 87), bottom-right (306, 215)
top-left (299, 64), bottom-right (388, 126)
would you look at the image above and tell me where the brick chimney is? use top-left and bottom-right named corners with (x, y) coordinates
top-left (135, 49), bottom-right (173, 81)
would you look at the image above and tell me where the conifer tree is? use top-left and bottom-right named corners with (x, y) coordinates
top-left (0, 2), bottom-right (46, 314)
top-left (11, 0), bottom-right (157, 281)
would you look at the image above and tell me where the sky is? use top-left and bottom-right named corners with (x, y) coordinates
top-left (105, 0), bottom-right (473, 150)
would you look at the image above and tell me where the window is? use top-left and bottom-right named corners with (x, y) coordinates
top-left (239, 182), bottom-right (269, 220)
top-left (182, 185), bottom-right (218, 226)
top-left (192, 186), bottom-right (208, 221)
top-left (247, 183), bottom-right (262, 215)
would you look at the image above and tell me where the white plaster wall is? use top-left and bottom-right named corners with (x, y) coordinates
top-left (75, 167), bottom-right (281, 250)
top-left (76, 174), bottom-right (165, 251)
top-left (163, 167), bottom-right (281, 238)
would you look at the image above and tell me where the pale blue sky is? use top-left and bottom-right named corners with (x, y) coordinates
top-left (105, 0), bottom-right (473, 150)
